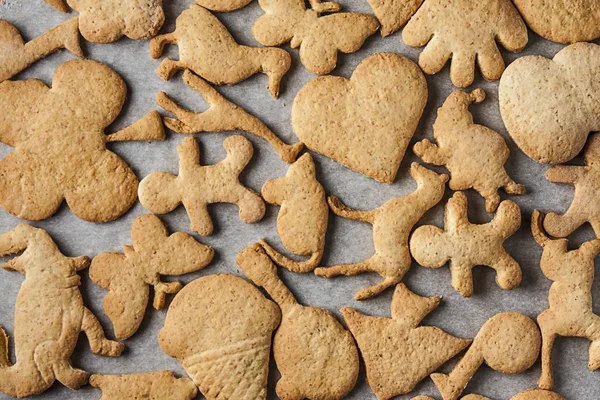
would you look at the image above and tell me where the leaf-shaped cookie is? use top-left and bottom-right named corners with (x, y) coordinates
top-left (403, 0), bottom-right (528, 87)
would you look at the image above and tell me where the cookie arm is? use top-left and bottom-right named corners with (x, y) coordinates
top-left (413, 139), bottom-right (447, 166)
top-left (545, 165), bottom-right (583, 185)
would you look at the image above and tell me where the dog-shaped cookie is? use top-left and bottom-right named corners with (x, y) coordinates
top-left (0, 224), bottom-right (123, 398)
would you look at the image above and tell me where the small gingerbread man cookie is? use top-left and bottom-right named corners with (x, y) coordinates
top-left (410, 191), bottom-right (522, 297)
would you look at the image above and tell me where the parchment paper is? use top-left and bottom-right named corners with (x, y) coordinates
top-left (0, 0), bottom-right (599, 399)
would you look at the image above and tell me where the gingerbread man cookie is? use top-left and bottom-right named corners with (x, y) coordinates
top-left (139, 136), bottom-right (265, 236)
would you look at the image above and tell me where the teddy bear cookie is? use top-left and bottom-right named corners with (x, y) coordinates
top-left (342, 283), bottom-right (471, 399)
top-left (0, 224), bottom-right (123, 397)
top-left (292, 53), bottom-right (428, 184)
top-left (499, 42), bottom-right (600, 164)
top-left (159, 274), bottom-right (281, 400)
top-left (150, 5), bottom-right (291, 98)
top-left (237, 244), bottom-right (359, 400)
top-left (315, 163), bottom-right (448, 300)
top-left (0, 18), bottom-right (82, 83)
top-left (260, 153), bottom-right (328, 273)
top-left (414, 88), bottom-right (524, 213)
top-left (0, 59), bottom-right (164, 222)
top-left (138, 136), bottom-right (265, 236)
top-left (89, 214), bottom-right (214, 339)
top-left (410, 191), bottom-right (522, 297)
top-left (252, 0), bottom-right (379, 75)
top-left (157, 70), bottom-right (303, 163)
top-left (403, 0), bottom-right (528, 87)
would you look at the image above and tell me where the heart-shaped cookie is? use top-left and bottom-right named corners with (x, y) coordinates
top-left (499, 42), bottom-right (600, 164)
top-left (292, 52), bottom-right (427, 183)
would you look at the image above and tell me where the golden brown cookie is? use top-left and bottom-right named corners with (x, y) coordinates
top-left (0, 18), bottom-right (82, 83)
top-left (292, 53), bottom-right (428, 183)
top-left (139, 136), bottom-right (265, 236)
top-left (159, 274), bottom-right (281, 400)
top-left (236, 243), bottom-right (359, 400)
top-left (414, 89), bottom-right (524, 213)
top-left (0, 224), bottom-right (123, 398)
top-left (90, 371), bottom-right (198, 400)
top-left (195, 0), bottom-right (252, 11)
top-left (157, 70), bottom-right (303, 163)
top-left (314, 163), bottom-right (448, 300)
top-left (90, 214), bottom-right (214, 340)
top-left (511, 389), bottom-right (566, 400)
top-left (542, 134), bottom-right (600, 238)
top-left (150, 5), bottom-right (291, 98)
top-left (532, 210), bottom-right (600, 390)
top-left (252, 0), bottom-right (379, 75)
top-left (403, 0), bottom-right (527, 87)
top-left (0, 59), bottom-right (164, 222)
top-left (499, 42), bottom-right (600, 164)
top-left (513, 0), bottom-right (600, 44)
top-left (431, 312), bottom-right (541, 400)
top-left (342, 284), bottom-right (471, 400)
top-left (367, 0), bottom-right (423, 36)
top-left (410, 191), bottom-right (521, 297)
top-left (259, 153), bottom-right (328, 273)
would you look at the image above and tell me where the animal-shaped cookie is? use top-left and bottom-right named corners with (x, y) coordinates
top-left (89, 214), bottom-right (214, 340)
top-left (0, 224), bottom-right (123, 398)
top-left (414, 89), bottom-right (524, 212)
top-left (499, 42), bottom-right (600, 164)
top-left (260, 153), bottom-right (328, 273)
top-left (150, 5), bottom-right (291, 98)
top-left (157, 70), bottom-right (303, 163)
top-left (541, 133), bottom-right (600, 238)
top-left (402, 0), bottom-right (528, 87)
top-left (342, 284), bottom-right (471, 400)
top-left (314, 163), bottom-right (448, 300)
top-left (366, 0), bottom-right (423, 36)
top-left (42, 0), bottom-right (165, 43)
top-left (252, 0), bottom-right (379, 75)
top-left (531, 210), bottom-right (600, 390)
top-left (90, 371), bottom-right (198, 400)
top-left (0, 18), bottom-right (82, 83)
top-left (0, 59), bottom-right (165, 222)
top-left (431, 312), bottom-right (541, 400)
top-left (513, 0), bottom-right (600, 44)
top-left (139, 136), bottom-right (265, 236)
top-left (292, 53), bottom-right (428, 183)
top-left (410, 191), bottom-right (522, 297)
top-left (159, 274), bottom-right (281, 400)
top-left (236, 244), bottom-right (359, 400)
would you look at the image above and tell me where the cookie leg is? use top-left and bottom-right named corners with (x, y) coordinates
top-left (156, 58), bottom-right (183, 81)
top-left (81, 308), bottom-right (124, 357)
top-left (482, 191), bottom-right (501, 213)
top-left (53, 360), bottom-right (89, 390)
top-left (537, 310), bottom-right (558, 390)
top-left (491, 255), bottom-right (522, 291)
top-left (187, 203), bottom-right (214, 236)
top-left (355, 276), bottom-right (399, 301)
top-left (544, 208), bottom-right (587, 238)
top-left (314, 258), bottom-right (375, 278)
top-left (449, 262), bottom-right (474, 297)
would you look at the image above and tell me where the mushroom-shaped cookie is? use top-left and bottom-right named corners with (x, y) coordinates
top-left (150, 5), bottom-right (291, 98)
top-left (342, 284), bottom-right (471, 400)
top-left (159, 274), bottom-right (281, 400)
top-left (90, 214), bottom-right (214, 339)
top-left (0, 59), bottom-right (165, 222)
top-left (139, 136), bottom-right (265, 236)
top-left (410, 191), bottom-right (522, 297)
top-left (237, 244), bottom-right (359, 400)
top-left (414, 89), bottom-right (524, 212)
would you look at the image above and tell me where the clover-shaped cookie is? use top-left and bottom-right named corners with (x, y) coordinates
top-left (414, 88), bottom-right (524, 212)
top-left (90, 214), bottom-right (214, 340)
top-left (0, 59), bottom-right (165, 222)
top-left (543, 133), bottom-right (600, 238)
top-left (410, 191), bottom-right (522, 297)
top-left (499, 42), bottom-right (600, 164)
top-left (150, 5), bottom-right (291, 98)
top-left (43, 0), bottom-right (165, 43)
top-left (252, 0), bottom-right (379, 75)
top-left (513, 0), bottom-right (600, 44)
top-left (0, 18), bottom-right (82, 83)
top-left (139, 136), bottom-right (266, 236)
top-left (403, 0), bottom-right (528, 87)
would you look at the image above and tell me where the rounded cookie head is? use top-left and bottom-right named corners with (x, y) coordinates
top-left (499, 42), bottom-right (600, 164)
top-left (513, 0), bottom-right (600, 44)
